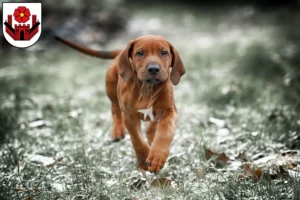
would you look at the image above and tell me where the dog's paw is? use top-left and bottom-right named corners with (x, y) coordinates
top-left (135, 143), bottom-right (150, 170)
top-left (111, 125), bottom-right (126, 142)
top-left (138, 158), bottom-right (149, 170)
top-left (145, 146), bottom-right (169, 173)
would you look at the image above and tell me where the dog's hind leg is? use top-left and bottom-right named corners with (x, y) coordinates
top-left (105, 64), bottom-right (126, 142)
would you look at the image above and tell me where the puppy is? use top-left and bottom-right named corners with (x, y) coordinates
top-left (55, 35), bottom-right (186, 173)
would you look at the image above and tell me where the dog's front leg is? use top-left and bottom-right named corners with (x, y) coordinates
top-left (123, 114), bottom-right (150, 170)
top-left (146, 109), bottom-right (178, 173)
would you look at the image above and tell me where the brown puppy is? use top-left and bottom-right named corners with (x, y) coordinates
top-left (55, 35), bottom-right (186, 173)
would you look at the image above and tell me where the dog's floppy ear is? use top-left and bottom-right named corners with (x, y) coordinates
top-left (118, 40), bottom-right (135, 82)
top-left (169, 43), bottom-right (186, 85)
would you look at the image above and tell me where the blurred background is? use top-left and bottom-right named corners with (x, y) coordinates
top-left (1, 0), bottom-right (300, 199)
top-left (1, 0), bottom-right (300, 51)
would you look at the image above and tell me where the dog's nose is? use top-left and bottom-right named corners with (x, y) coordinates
top-left (147, 64), bottom-right (160, 75)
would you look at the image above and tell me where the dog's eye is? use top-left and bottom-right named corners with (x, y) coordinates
top-left (136, 50), bottom-right (144, 57)
top-left (161, 50), bottom-right (168, 56)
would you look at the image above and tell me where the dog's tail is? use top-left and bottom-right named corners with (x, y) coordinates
top-left (54, 36), bottom-right (122, 59)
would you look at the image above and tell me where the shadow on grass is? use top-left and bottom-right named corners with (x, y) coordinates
top-left (236, 43), bottom-right (284, 82)
top-left (222, 174), bottom-right (300, 200)
top-left (0, 72), bottom-right (39, 144)
top-left (0, 78), bottom-right (23, 145)
top-left (235, 38), bottom-right (300, 107)
top-left (0, 107), bottom-right (19, 145)
top-left (201, 82), bottom-right (259, 107)
top-left (198, 12), bottom-right (300, 150)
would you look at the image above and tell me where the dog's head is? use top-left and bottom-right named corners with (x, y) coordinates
top-left (118, 35), bottom-right (186, 85)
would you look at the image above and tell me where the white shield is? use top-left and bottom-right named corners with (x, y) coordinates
top-left (2, 2), bottom-right (42, 48)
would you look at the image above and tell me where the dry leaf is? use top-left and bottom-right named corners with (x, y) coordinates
top-left (28, 120), bottom-right (51, 128)
top-left (281, 151), bottom-right (297, 157)
top-left (243, 163), bottom-right (262, 180)
top-left (254, 168), bottom-right (262, 180)
top-left (287, 162), bottom-right (297, 169)
top-left (243, 163), bottom-right (252, 176)
top-left (209, 117), bottom-right (226, 128)
top-left (205, 149), bottom-right (230, 166)
top-left (151, 177), bottom-right (176, 189)
top-left (253, 154), bottom-right (277, 165)
top-left (46, 157), bottom-right (63, 168)
top-left (251, 153), bottom-right (265, 161)
top-left (237, 174), bottom-right (245, 180)
top-left (16, 187), bottom-right (39, 192)
top-left (27, 154), bottom-right (63, 168)
top-left (236, 151), bottom-right (248, 162)
top-left (242, 151), bottom-right (299, 181)
top-left (25, 196), bottom-right (33, 200)
top-left (194, 168), bottom-right (205, 178)
top-left (205, 149), bottom-right (216, 160)
top-left (218, 153), bottom-right (229, 163)
top-left (253, 153), bottom-right (299, 171)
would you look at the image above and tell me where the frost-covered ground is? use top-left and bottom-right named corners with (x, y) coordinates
top-left (1, 4), bottom-right (300, 200)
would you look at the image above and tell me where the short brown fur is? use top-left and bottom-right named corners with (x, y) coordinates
top-left (55, 35), bottom-right (186, 173)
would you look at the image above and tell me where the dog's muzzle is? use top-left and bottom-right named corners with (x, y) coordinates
top-left (146, 78), bottom-right (161, 84)
top-left (146, 64), bottom-right (161, 84)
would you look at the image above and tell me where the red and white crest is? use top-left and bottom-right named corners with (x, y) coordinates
top-left (2, 2), bottom-right (42, 48)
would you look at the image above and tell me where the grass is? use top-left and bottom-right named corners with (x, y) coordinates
top-left (1, 4), bottom-right (300, 200)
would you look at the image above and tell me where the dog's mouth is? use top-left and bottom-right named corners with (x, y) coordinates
top-left (146, 78), bottom-right (161, 85)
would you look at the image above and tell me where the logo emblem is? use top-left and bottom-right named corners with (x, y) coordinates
top-left (2, 3), bottom-right (42, 48)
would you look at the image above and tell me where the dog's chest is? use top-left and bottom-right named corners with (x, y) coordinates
top-left (137, 106), bottom-right (155, 121)
top-left (119, 98), bottom-right (156, 122)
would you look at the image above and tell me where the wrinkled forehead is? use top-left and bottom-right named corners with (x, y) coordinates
top-left (133, 36), bottom-right (170, 51)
